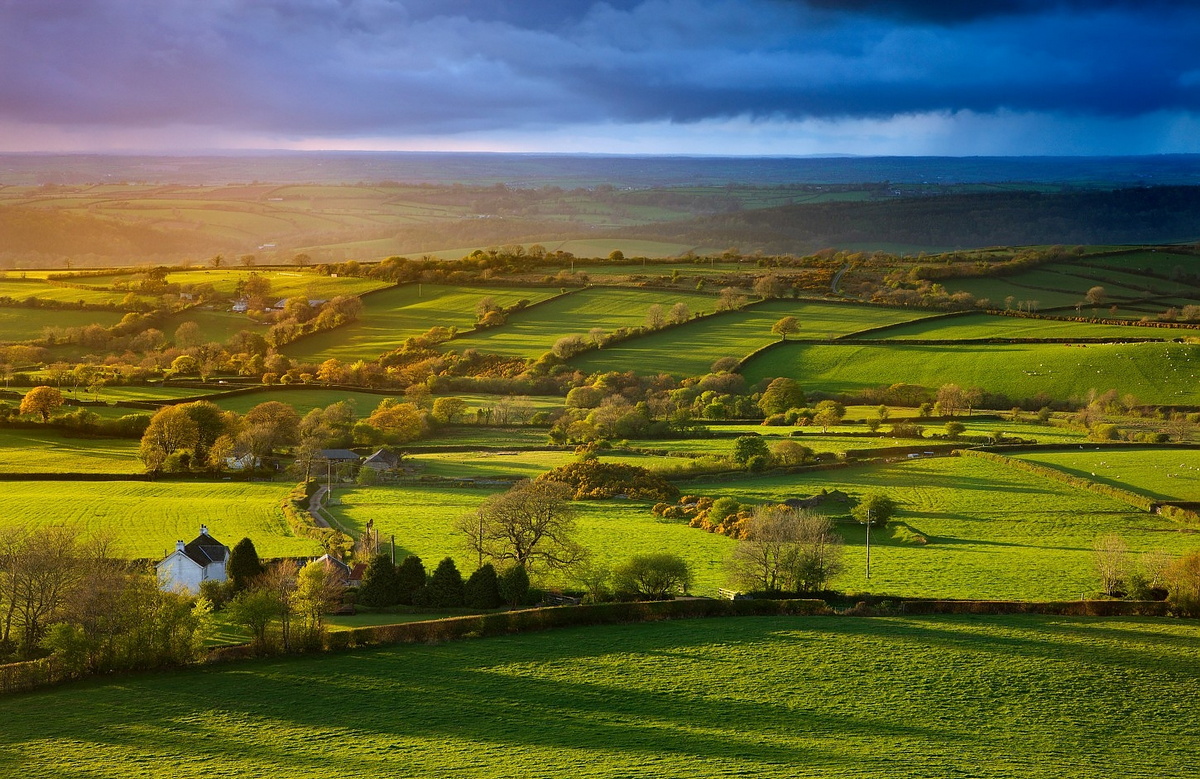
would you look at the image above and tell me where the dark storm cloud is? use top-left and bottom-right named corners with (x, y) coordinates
top-left (0, 0), bottom-right (1197, 139)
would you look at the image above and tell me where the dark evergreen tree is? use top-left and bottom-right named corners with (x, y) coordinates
top-left (226, 537), bottom-right (265, 591)
top-left (395, 554), bottom-right (427, 606)
top-left (357, 553), bottom-right (399, 607)
top-left (498, 564), bottom-right (530, 607)
top-left (426, 557), bottom-right (465, 608)
top-left (463, 563), bottom-right (502, 610)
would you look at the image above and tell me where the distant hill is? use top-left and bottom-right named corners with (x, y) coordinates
top-left (0, 206), bottom-right (218, 261)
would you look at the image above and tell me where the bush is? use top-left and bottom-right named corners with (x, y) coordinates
top-left (612, 553), bottom-right (693, 599)
top-left (538, 460), bottom-right (679, 502)
top-left (426, 558), bottom-right (465, 608)
top-left (395, 555), bottom-right (427, 606)
top-left (498, 564), bottom-right (530, 607)
top-left (358, 554), bottom-right (400, 607)
top-left (463, 563), bottom-right (503, 609)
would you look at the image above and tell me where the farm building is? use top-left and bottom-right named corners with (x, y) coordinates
top-left (155, 525), bottom-right (229, 595)
top-left (362, 449), bottom-right (400, 472)
top-left (319, 449), bottom-right (360, 464)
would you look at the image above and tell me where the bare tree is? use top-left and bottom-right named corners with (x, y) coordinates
top-left (1, 525), bottom-right (83, 654)
top-left (457, 480), bottom-right (586, 576)
top-left (729, 506), bottom-right (844, 593)
top-left (1094, 534), bottom-right (1129, 596)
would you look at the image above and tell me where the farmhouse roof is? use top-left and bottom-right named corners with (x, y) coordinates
top-left (364, 449), bottom-right (399, 467)
top-left (314, 553), bottom-right (352, 577)
top-left (319, 449), bottom-right (361, 462)
top-left (181, 525), bottom-right (228, 567)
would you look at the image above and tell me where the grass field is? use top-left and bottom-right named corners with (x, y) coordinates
top-left (682, 455), bottom-right (1199, 599)
top-left (5, 614), bottom-right (1200, 777)
top-left (0, 428), bottom-right (141, 473)
top-left (416, 426), bottom-right (555, 448)
top-left (741, 341), bottom-right (1200, 405)
top-left (939, 278), bottom-right (1111, 311)
top-left (0, 279), bottom-right (134, 306)
top-left (0, 480), bottom-right (315, 558)
top-left (856, 312), bottom-right (1171, 341)
top-left (455, 287), bottom-right (715, 359)
top-left (409, 450), bottom-right (707, 480)
top-left (161, 309), bottom-right (268, 345)
top-left (325, 484), bottom-right (737, 593)
top-left (209, 387), bottom-right (394, 416)
top-left (163, 269), bottom-right (392, 298)
top-left (282, 284), bottom-right (554, 363)
top-left (0, 307), bottom-right (124, 344)
top-left (1011, 448), bottom-right (1200, 503)
top-left (572, 300), bottom-right (938, 377)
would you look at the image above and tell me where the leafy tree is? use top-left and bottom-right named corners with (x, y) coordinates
top-left (729, 506), bottom-right (844, 593)
top-left (852, 494), bottom-right (896, 526)
top-left (770, 316), bottom-right (800, 340)
top-left (944, 421), bottom-right (966, 440)
top-left (426, 557), bottom-right (465, 608)
top-left (813, 400), bottom-right (845, 432)
top-left (356, 554), bottom-right (399, 607)
top-left (139, 405), bottom-right (200, 471)
top-left (463, 563), bottom-right (503, 609)
top-left (366, 399), bottom-right (426, 443)
top-left (771, 439), bottom-right (812, 466)
top-left (226, 538), bottom-right (265, 591)
top-left (226, 588), bottom-right (279, 650)
top-left (733, 435), bottom-right (770, 466)
top-left (498, 564), bottom-right (531, 607)
top-left (19, 386), bottom-right (64, 423)
top-left (758, 377), bottom-right (805, 415)
top-left (395, 555), bottom-right (427, 605)
top-left (1166, 549), bottom-right (1200, 615)
top-left (613, 553), bottom-right (692, 599)
top-left (292, 560), bottom-right (344, 649)
top-left (457, 481), bottom-right (586, 574)
top-left (431, 397), bottom-right (468, 425)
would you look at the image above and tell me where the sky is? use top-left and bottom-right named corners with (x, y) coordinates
top-left (1, 0), bottom-right (1199, 156)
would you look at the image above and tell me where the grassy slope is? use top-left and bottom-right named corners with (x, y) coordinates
top-left (325, 484), bottom-right (736, 594)
top-left (740, 341), bottom-right (1200, 405)
top-left (0, 481), bottom-right (315, 558)
top-left (164, 269), bottom-right (391, 298)
top-left (0, 308), bottom-right (124, 343)
top-left (1011, 448), bottom-right (1200, 503)
top-left (857, 312), bottom-right (1173, 340)
top-left (454, 287), bottom-right (714, 359)
top-left (282, 284), bottom-right (554, 363)
top-left (5, 615), bottom-right (1200, 778)
top-left (683, 455), bottom-right (1198, 599)
top-left (0, 428), bottom-right (142, 473)
top-left (572, 300), bottom-right (937, 377)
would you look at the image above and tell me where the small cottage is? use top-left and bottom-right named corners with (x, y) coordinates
top-left (362, 448), bottom-right (400, 473)
top-left (156, 525), bottom-right (230, 594)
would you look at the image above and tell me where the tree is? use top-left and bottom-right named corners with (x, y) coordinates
top-left (226, 588), bottom-right (279, 650)
top-left (431, 397), bottom-right (468, 425)
top-left (242, 401), bottom-right (301, 456)
top-left (852, 494), bottom-right (896, 526)
top-left (366, 399), bottom-right (426, 443)
top-left (733, 435), bottom-right (770, 466)
top-left (174, 321), bottom-right (202, 348)
top-left (1085, 285), bottom-right (1107, 306)
top-left (613, 553), bottom-right (692, 599)
top-left (758, 377), bottom-right (805, 415)
top-left (457, 480), bottom-right (586, 575)
top-left (669, 302), bottom-right (691, 324)
top-left (1165, 550), bottom-right (1200, 615)
top-left (226, 538), bottom-right (265, 591)
top-left (292, 253), bottom-right (312, 267)
top-left (771, 316), bottom-right (800, 341)
top-left (20, 386), bottom-right (64, 423)
top-left (498, 564), bottom-right (530, 607)
top-left (730, 506), bottom-right (845, 594)
top-left (426, 558), bottom-right (465, 608)
top-left (395, 555), bottom-right (427, 606)
top-left (644, 304), bottom-right (667, 330)
top-left (139, 405), bottom-right (200, 471)
top-left (944, 421), bottom-right (966, 440)
top-left (771, 439), bottom-right (812, 466)
top-left (292, 559), bottom-right (344, 649)
top-left (936, 384), bottom-right (965, 416)
top-left (463, 563), bottom-right (503, 609)
top-left (1094, 534), bottom-right (1129, 597)
top-left (813, 400), bottom-right (845, 432)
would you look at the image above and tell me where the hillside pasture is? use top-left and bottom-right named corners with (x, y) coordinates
top-left (282, 284), bottom-right (554, 363)
top-left (454, 287), bottom-right (715, 359)
top-left (160, 309), bottom-right (268, 345)
top-left (0, 279), bottom-right (135, 306)
top-left (683, 455), bottom-right (1197, 600)
top-left (572, 299), bottom-right (939, 377)
top-left (164, 268), bottom-right (392, 298)
top-left (0, 428), bottom-right (142, 473)
top-left (0, 307), bottom-right (124, 344)
top-left (5, 615), bottom-right (1200, 778)
top-left (854, 312), bottom-right (1171, 341)
top-left (326, 484), bottom-right (736, 594)
top-left (740, 341), bottom-right (1200, 405)
top-left (1011, 448), bottom-right (1200, 503)
top-left (0, 480), bottom-right (313, 559)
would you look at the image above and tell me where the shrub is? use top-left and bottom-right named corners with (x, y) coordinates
top-left (395, 555), bottom-right (427, 606)
top-left (613, 553), bottom-right (693, 599)
top-left (357, 553), bottom-right (400, 607)
top-left (538, 460), bottom-right (679, 502)
top-left (426, 558), bottom-right (465, 608)
top-left (498, 564), bottom-right (531, 607)
top-left (463, 563), bottom-right (503, 609)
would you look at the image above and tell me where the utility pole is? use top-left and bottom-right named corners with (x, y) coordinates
top-left (865, 507), bottom-right (872, 580)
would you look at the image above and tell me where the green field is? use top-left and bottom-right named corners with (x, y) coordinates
top-left (741, 341), bottom-right (1200, 405)
top-left (161, 268), bottom-right (392, 298)
top-left (856, 312), bottom-right (1171, 341)
top-left (209, 387), bottom-right (395, 416)
top-left (683, 455), bottom-right (1199, 599)
top-left (161, 309), bottom-right (268, 345)
top-left (416, 426), bottom-right (555, 448)
top-left (0, 307), bottom-right (124, 344)
top-left (1012, 448), bottom-right (1200, 503)
top-left (326, 484), bottom-right (736, 593)
top-left (1, 480), bottom-right (315, 559)
top-left (282, 284), bottom-right (554, 363)
top-left (940, 278), bottom-right (1109, 311)
top-left (409, 450), bottom-right (707, 480)
top-left (455, 287), bottom-right (715, 359)
top-left (6, 614), bottom-right (1200, 777)
top-left (0, 428), bottom-right (141, 473)
top-left (0, 279), bottom-right (135, 306)
top-left (572, 300), bottom-right (938, 377)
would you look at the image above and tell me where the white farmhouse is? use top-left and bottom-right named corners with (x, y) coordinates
top-left (156, 525), bottom-right (230, 595)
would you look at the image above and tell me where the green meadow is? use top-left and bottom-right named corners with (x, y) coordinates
top-left (282, 284), bottom-right (554, 363)
top-left (0, 480), bottom-right (315, 559)
top-left (4, 615), bottom-right (1200, 778)
top-left (1012, 448), bottom-right (1200, 503)
top-left (572, 299), bottom-right (937, 377)
top-left (741, 341), bottom-right (1200, 405)
top-left (857, 312), bottom-right (1171, 340)
top-left (0, 307), bottom-right (124, 343)
top-left (455, 287), bottom-right (714, 359)
top-left (0, 428), bottom-right (142, 473)
top-left (164, 268), bottom-right (391, 298)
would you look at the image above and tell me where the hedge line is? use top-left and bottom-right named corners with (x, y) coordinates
top-left (958, 449), bottom-right (1157, 511)
top-left (897, 599), bottom-right (1170, 617)
top-left (281, 480), bottom-right (326, 540)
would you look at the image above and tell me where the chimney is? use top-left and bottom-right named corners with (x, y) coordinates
top-left (200, 524), bottom-right (209, 536)
top-left (176, 540), bottom-right (185, 552)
